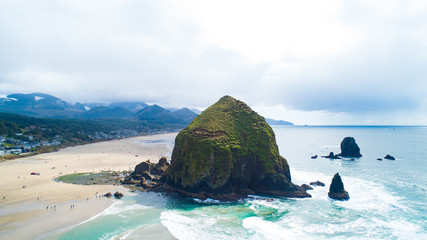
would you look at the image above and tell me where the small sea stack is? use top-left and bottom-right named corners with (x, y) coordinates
top-left (384, 154), bottom-right (395, 160)
top-left (339, 137), bottom-right (362, 158)
top-left (328, 173), bottom-right (350, 201)
top-left (322, 152), bottom-right (340, 159)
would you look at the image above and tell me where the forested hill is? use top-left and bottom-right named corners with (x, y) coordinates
top-left (0, 112), bottom-right (183, 147)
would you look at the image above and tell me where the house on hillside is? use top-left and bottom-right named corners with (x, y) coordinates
top-left (10, 149), bottom-right (22, 154)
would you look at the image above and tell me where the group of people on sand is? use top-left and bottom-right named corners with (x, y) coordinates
top-left (42, 191), bottom-right (104, 212)
top-left (46, 205), bottom-right (56, 210)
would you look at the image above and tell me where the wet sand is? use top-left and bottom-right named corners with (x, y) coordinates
top-left (0, 133), bottom-right (177, 239)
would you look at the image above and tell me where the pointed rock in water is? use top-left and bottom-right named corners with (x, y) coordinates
top-left (165, 96), bottom-right (310, 200)
top-left (328, 173), bottom-right (350, 201)
top-left (339, 137), bottom-right (362, 158)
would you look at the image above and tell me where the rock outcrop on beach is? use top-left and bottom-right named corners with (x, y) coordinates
top-left (132, 157), bottom-right (170, 179)
top-left (164, 96), bottom-right (310, 200)
top-left (114, 191), bottom-right (124, 199)
top-left (133, 160), bottom-right (151, 175)
top-left (328, 173), bottom-right (350, 200)
top-left (129, 157), bottom-right (170, 189)
top-left (339, 137), bottom-right (362, 158)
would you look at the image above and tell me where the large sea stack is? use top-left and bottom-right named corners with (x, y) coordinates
top-left (339, 137), bottom-right (362, 158)
top-left (164, 96), bottom-right (310, 200)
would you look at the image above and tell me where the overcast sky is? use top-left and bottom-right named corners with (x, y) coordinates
top-left (1, 0), bottom-right (426, 125)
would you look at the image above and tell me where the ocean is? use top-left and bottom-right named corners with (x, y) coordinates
top-left (46, 126), bottom-right (427, 240)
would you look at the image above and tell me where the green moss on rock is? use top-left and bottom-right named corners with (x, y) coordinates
top-left (165, 96), bottom-right (310, 200)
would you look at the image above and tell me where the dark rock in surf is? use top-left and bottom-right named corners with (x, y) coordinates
top-left (328, 173), bottom-right (349, 201)
top-left (384, 155), bottom-right (395, 160)
top-left (309, 181), bottom-right (325, 187)
top-left (323, 152), bottom-right (340, 159)
top-left (301, 184), bottom-right (313, 190)
top-left (339, 137), bottom-right (362, 158)
top-left (311, 155), bottom-right (318, 159)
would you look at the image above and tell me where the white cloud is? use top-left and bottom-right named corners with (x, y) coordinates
top-left (0, 0), bottom-right (426, 124)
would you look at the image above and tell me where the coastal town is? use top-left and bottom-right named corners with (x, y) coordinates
top-left (0, 134), bottom-right (61, 157)
top-left (0, 129), bottom-right (144, 158)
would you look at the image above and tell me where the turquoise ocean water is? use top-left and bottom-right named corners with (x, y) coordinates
top-left (47, 126), bottom-right (427, 240)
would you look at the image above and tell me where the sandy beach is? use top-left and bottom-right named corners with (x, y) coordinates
top-left (0, 133), bottom-right (177, 239)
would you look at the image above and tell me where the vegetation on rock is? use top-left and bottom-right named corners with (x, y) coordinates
top-left (165, 96), bottom-right (310, 200)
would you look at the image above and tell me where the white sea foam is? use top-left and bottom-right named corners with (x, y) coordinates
top-left (192, 198), bottom-right (220, 204)
top-left (291, 169), bottom-right (404, 212)
top-left (75, 200), bottom-right (151, 226)
top-left (160, 210), bottom-right (204, 240)
top-left (242, 216), bottom-right (301, 240)
top-left (101, 202), bottom-right (151, 216)
top-left (105, 227), bottom-right (136, 240)
top-left (160, 210), bottom-right (224, 240)
top-left (371, 217), bottom-right (427, 240)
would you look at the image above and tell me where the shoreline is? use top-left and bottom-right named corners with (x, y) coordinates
top-left (0, 132), bottom-right (177, 239)
top-left (0, 131), bottom-right (178, 162)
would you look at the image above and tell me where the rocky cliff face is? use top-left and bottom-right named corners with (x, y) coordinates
top-left (165, 96), bottom-right (310, 200)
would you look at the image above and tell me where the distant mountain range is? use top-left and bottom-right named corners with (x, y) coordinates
top-left (0, 93), bottom-right (293, 126)
top-left (0, 93), bottom-right (198, 125)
